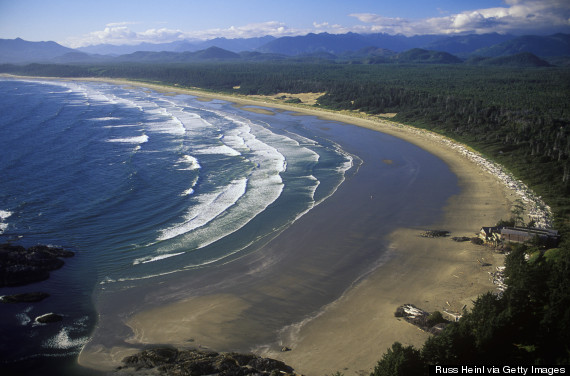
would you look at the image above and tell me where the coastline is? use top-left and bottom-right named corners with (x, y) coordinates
top-left (1, 75), bottom-right (538, 374)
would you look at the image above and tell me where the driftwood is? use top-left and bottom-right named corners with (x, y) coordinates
top-left (489, 266), bottom-right (507, 295)
top-left (395, 304), bottom-right (449, 334)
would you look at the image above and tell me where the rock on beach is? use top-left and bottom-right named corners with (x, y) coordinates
top-left (116, 348), bottom-right (296, 376)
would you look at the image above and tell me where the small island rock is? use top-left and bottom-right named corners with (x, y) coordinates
top-left (0, 292), bottom-right (50, 303)
top-left (35, 313), bottom-right (63, 323)
top-left (0, 244), bottom-right (74, 287)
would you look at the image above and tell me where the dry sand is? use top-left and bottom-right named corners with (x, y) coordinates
top-left (1, 76), bottom-right (515, 375)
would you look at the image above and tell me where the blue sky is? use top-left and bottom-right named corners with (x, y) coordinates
top-left (0, 0), bottom-right (569, 47)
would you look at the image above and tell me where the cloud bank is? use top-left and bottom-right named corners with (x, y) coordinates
top-left (64, 21), bottom-right (302, 48)
top-left (64, 0), bottom-right (570, 47)
top-left (350, 0), bottom-right (570, 36)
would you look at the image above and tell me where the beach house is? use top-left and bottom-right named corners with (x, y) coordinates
top-left (479, 226), bottom-right (560, 247)
top-left (499, 226), bottom-right (560, 247)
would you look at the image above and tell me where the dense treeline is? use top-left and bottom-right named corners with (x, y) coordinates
top-left (372, 243), bottom-right (570, 375)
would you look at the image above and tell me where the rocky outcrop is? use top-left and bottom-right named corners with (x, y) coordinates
top-left (420, 230), bottom-right (450, 238)
top-left (0, 244), bottom-right (74, 287)
top-left (0, 292), bottom-right (50, 303)
top-left (35, 313), bottom-right (63, 323)
top-left (116, 348), bottom-right (296, 376)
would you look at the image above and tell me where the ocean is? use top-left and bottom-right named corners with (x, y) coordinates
top-left (0, 78), bottom-right (458, 375)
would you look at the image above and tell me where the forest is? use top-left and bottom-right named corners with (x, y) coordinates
top-left (1, 61), bottom-right (569, 372)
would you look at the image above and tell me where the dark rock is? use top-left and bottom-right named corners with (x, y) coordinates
top-left (35, 313), bottom-right (63, 323)
top-left (247, 356), bottom-right (293, 373)
top-left (229, 352), bottom-right (256, 366)
top-left (429, 322), bottom-right (449, 334)
top-left (118, 348), bottom-right (296, 375)
top-left (123, 347), bottom-right (179, 370)
top-left (0, 243), bottom-right (75, 287)
top-left (0, 292), bottom-right (50, 303)
top-left (452, 236), bottom-right (471, 242)
top-left (420, 230), bottom-right (450, 238)
top-left (471, 237), bottom-right (485, 245)
top-left (394, 306), bottom-right (405, 317)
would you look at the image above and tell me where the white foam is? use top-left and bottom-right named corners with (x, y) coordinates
top-left (194, 144), bottom-right (241, 156)
top-left (158, 178), bottom-right (248, 241)
top-left (0, 210), bottom-right (12, 233)
top-left (43, 327), bottom-right (89, 350)
top-left (103, 124), bottom-right (140, 129)
top-left (106, 134), bottom-right (149, 144)
top-left (15, 307), bottom-right (33, 326)
top-left (0, 209), bottom-right (13, 220)
top-left (158, 115), bottom-right (288, 249)
top-left (178, 155), bottom-right (201, 170)
top-left (133, 251), bottom-right (185, 265)
top-left (90, 116), bottom-right (121, 121)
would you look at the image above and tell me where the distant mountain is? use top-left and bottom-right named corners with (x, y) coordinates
top-left (256, 32), bottom-right (442, 55)
top-left (191, 46), bottom-right (240, 59)
top-left (114, 46), bottom-right (241, 63)
top-left (423, 33), bottom-right (516, 55)
top-left (256, 32), bottom-right (570, 58)
top-left (0, 38), bottom-right (75, 63)
top-left (190, 36), bottom-right (276, 53)
top-left (465, 52), bottom-right (552, 67)
top-left (2, 33), bottom-right (568, 66)
top-left (394, 48), bottom-right (463, 64)
top-left (473, 33), bottom-right (570, 57)
top-left (77, 36), bottom-right (276, 56)
top-left (341, 46), bottom-right (396, 63)
top-left (50, 51), bottom-right (112, 63)
top-left (257, 32), bottom-right (368, 55)
top-left (76, 41), bottom-right (196, 56)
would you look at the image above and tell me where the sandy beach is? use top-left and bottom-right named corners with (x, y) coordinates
top-left (3, 76), bottom-right (522, 375)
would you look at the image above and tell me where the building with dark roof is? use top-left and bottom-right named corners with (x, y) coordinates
top-left (499, 226), bottom-right (560, 247)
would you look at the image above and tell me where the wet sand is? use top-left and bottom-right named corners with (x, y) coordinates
top-left (8, 77), bottom-right (514, 375)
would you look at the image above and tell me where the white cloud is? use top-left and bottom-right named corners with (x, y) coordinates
top-left (64, 21), bottom-right (307, 48)
top-left (313, 21), bottom-right (329, 28)
top-left (62, 0), bottom-right (570, 47)
top-left (350, 0), bottom-right (570, 36)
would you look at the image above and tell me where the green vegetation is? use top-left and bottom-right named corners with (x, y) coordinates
top-left (372, 243), bottom-right (570, 374)
top-left (1, 61), bottom-right (569, 370)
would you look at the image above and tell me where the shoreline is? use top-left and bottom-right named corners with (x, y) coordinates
top-left (1, 74), bottom-right (550, 228)
top-left (1, 75), bottom-right (546, 374)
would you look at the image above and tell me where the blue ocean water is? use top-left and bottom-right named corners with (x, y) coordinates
top-left (0, 79), bottom-right (355, 373)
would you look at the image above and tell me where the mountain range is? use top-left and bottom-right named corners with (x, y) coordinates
top-left (1, 32), bottom-right (569, 66)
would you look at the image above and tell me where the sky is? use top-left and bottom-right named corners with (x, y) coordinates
top-left (0, 0), bottom-right (569, 48)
